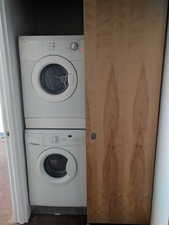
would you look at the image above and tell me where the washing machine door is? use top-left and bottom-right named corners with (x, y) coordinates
top-left (37, 148), bottom-right (77, 184)
top-left (32, 55), bottom-right (77, 102)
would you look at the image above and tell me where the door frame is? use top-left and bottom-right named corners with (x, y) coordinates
top-left (0, 0), bottom-right (30, 224)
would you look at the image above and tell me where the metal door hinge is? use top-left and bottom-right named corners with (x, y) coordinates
top-left (0, 131), bottom-right (10, 140)
top-left (5, 131), bottom-right (10, 137)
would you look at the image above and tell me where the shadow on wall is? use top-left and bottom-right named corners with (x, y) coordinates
top-left (19, 0), bottom-right (84, 35)
top-left (0, 104), bottom-right (4, 137)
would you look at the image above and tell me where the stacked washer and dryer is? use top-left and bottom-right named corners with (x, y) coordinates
top-left (19, 36), bottom-right (86, 212)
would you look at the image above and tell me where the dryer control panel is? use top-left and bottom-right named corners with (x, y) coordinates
top-left (19, 35), bottom-right (84, 61)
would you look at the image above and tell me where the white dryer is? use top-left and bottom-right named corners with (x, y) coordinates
top-left (25, 129), bottom-right (86, 207)
top-left (19, 36), bottom-right (85, 128)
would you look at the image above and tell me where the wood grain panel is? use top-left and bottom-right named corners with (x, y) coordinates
top-left (84, 0), bottom-right (168, 224)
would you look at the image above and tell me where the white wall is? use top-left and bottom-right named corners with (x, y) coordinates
top-left (0, 103), bottom-right (4, 132)
top-left (0, 0), bottom-right (34, 223)
top-left (151, 21), bottom-right (169, 225)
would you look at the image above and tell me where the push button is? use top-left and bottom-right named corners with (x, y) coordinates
top-left (43, 135), bottom-right (59, 145)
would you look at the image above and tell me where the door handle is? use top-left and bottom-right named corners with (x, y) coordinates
top-left (91, 132), bottom-right (96, 140)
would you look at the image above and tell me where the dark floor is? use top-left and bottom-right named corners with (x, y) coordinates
top-left (27, 215), bottom-right (87, 225)
top-left (27, 215), bottom-right (141, 225)
top-left (0, 140), bottom-right (13, 225)
top-left (27, 214), bottom-right (141, 225)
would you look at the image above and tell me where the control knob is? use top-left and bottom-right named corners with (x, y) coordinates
top-left (70, 42), bottom-right (79, 51)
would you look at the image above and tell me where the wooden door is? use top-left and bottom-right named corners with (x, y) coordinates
top-left (84, 0), bottom-right (168, 224)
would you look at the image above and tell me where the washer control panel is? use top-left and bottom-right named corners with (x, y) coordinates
top-left (26, 130), bottom-right (85, 147)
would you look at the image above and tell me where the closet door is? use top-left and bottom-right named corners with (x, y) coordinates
top-left (84, 0), bottom-right (168, 224)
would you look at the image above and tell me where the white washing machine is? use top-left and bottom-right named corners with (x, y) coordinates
top-left (25, 129), bottom-right (86, 207)
top-left (19, 36), bottom-right (85, 128)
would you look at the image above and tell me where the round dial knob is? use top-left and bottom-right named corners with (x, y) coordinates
top-left (70, 42), bottom-right (79, 51)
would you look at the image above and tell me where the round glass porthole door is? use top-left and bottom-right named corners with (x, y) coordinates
top-left (32, 56), bottom-right (78, 102)
top-left (40, 64), bottom-right (69, 95)
top-left (44, 154), bottom-right (68, 178)
top-left (37, 148), bottom-right (77, 184)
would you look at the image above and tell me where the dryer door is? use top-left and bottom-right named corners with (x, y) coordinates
top-left (37, 148), bottom-right (77, 184)
top-left (32, 55), bottom-right (77, 102)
